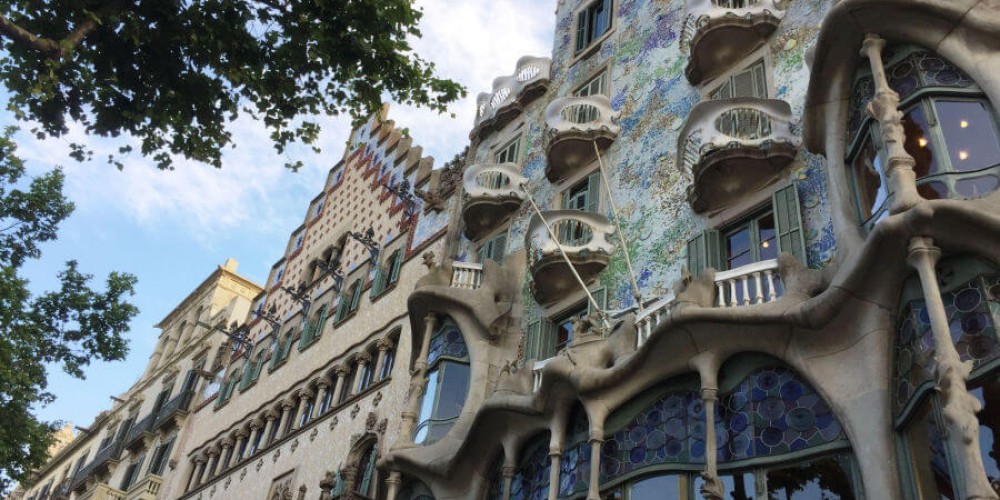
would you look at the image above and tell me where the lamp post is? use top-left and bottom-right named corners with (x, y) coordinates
top-left (281, 281), bottom-right (312, 315)
top-left (254, 303), bottom-right (283, 342)
top-left (314, 255), bottom-right (345, 293)
top-left (199, 320), bottom-right (255, 360)
top-left (348, 226), bottom-right (381, 266)
top-left (383, 178), bottom-right (419, 217)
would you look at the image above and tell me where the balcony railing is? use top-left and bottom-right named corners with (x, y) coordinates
top-left (462, 163), bottom-right (527, 239)
top-left (77, 483), bottom-right (127, 500)
top-left (681, 0), bottom-right (784, 84)
top-left (153, 389), bottom-right (194, 431)
top-left (450, 262), bottom-right (484, 290)
top-left (635, 294), bottom-right (675, 349)
top-left (678, 98), bottom-right (800, 213)
top-left (544, 95), bottom-right (620, 182)
top-left (532, 358), bottom-right (552, 392)
top-left (714, 259), bottom-right (783, 307)
top-left (526, 210), bottom-right (616, 304)
top-left (126, 474), bottom-right (163, 500)
top-left (123, 414), bottom-right (154, 450)
top-left (472, 56), bottom-right (551, 140)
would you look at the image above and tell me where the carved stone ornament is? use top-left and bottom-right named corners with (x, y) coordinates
top-left (421, 251), bottom-right (437, 270)
top-left (224, 477), bottom-right (232, 490)
top-left (291, 438), bottom-right (300, 453)
top-left (272, 448), bottom-right (281, 462)
top-left (351, 404), bottom-right (360, 419)
top-left (329, 416), bottom-right (339, 430)
top-left (209, 484), bottom-right (217, 497)
top-left (373, 392), bottom-right (383, 407)
top-left (298, 485), bottom-right (307, 500)
top-left (240, 468), bottom-right (247, 481)
top-left (365, 412), bottom-right (378, 431)
top-left (256, 459), bottom-right (264, 472)
top-left (310, 428), bottom-right (319, 442)
top-left (377, 418), bottom-right (388, 435)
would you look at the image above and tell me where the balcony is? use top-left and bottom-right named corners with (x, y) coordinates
top-left (526, 210), bottom-right (616, 304)
top-left (125, 474), bottom-right (163, 500)
top-left (153, 389), bottom-right (194, 432)
top-left (682, 0), bottom-right (784, 84)
top-left (450, 262), bottom-right (484, 290)
top-left (714, 259), bottom-right (783, 307)
top-left (123, 414), bottom-right (154, 451)
top-left (462, 163), bottom-right (527, 239)
top-left (677, 98), bottom-right (799, 214)
top-left (77, 483), bottom-right (127, 500)
top-left (544, 96), bottom-right (620, 182)
top-left (471, 56), bottom-right (551, 140)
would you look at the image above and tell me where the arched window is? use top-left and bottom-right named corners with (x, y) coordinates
top-left (379, 343), bottom-right (396, 381)
top-left (414, 319), bottom-right (471, 445)
top-left (357, 354), bottom-right (374, 393)
top-left (847, 46), bottom-right (1000, 230)
top-left (511, 433), bottom-right (551, 500)
top-left (371, 249), bottom-right (404, 298)
top-left (339, 362), bottom-right (356, 404)
top-left (894, 256), bottom-right (1000, 497)
top-left (355, 443), bottom-right (378, 498)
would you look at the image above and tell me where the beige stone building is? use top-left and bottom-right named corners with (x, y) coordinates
top-left (15, 259), bottom-right (261, 500)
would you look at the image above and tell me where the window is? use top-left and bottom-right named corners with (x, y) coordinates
top-left (575, 0), bottom-right (613, 54)
top-left (216, 368), bottom-right (240, 407)
top-left (476, 231), bottom-right (507, 265)
top-left (72, 451), bottom-right (89, 476)
top-left (525, 290), bottom-right (605, 361)
top-left (335, 279), bottom-right (363, 323)
top-left (267, 419), bottom-right (280, 445)
top-left (298, 304), bottom-right (329, 349)
top-left (709, 59), bottom-right (768, 100)
top-left (355, 444), bottom-right (378, 497)
top-left (241, 352), bottom-right (266, 390)
top-left (236, 435), bottom-right (248, 462)
top-left (687, 184), bottom-right (804, 276)
top-left (299, 397), bottom-right (315, 427)
top-left (339, 366), bottom-right (356, 404)
top-left (848, 46), bottom-right (1000, 228)
top-left (414, 320), bottom-right (470, 445)
top-left (357, 360), bottom-right (374, 393)
top-left (319, 384), bottom-right (334, 414)
top-left (559, 172), bottom-right (602, 246)
top-left (121, 452), bottom-right (146, 490)
top-left (291, 232), bottom-right (305, 252)
top-left (270, 331), bottom-right (294, 370)
top-left (495, 136), bottom-right (521, 164)
top-left (573, 71), bottom-right (609, 123)
top-left (371, 250), bottom-right (404, 298)
top-left (147, 438), bottom-right (175, 476)
top-left (379, 345), bottom-right (396, 381)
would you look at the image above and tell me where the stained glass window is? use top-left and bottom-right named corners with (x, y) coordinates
top-left (512, 436), bottom-right (551, 500)
top-left (559, 408), bottom-right (591, 497)
top-left (416, 318), bottom-right (471, 446)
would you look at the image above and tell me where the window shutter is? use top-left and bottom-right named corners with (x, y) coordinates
top-left (239, 364), bottom-right (252, 390)
top-left (315, 305), bottom-right (328, 338)
top-left (588, 287), bottom-right (607, 315)
top-left (359, 450), bottom-right (377, 496)
top-left (334, 297), bottom-right (347, 323)
top-left (389, 250), bottom-right (403, 285)
top-left (490, 233), bottom-right (507, 264)
top-left (539, 320), bottom-right (558, 360)
top-left (370, 266), bottom-right (386, 298)
top-left (586, 171), bottom-right (602, 214)
top-left (350, 283), bottom-right (362, 311)
top-left (773, 183), bottom-right (807, 264)
top-left (732, 66), bottom-right (756, 99)
top-left (576, 10), bottom-right (590, 52)
top-left (283, 334), bottom-right (294, 360)
top-left (686, 230), bottom-right (721, 276)
top-left (476, 243), bottom-right (490, 264)
top-left (525, 321), bottom-right (540, 361)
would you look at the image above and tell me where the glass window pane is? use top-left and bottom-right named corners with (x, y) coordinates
top-left (435, 362), bottom-right (470, 420)
top-left (902, 105), bottom-right (940, 177)
top-left (757, 212), bottom-right (777, 261)
top-left (630, 474), bottom-right (682, 500)
top-left (904, 401), bottom-right (957, 499)
top-left (852, 135), bottom-right (889, 217)
top-left (935, 99), bottom-right (1000, 172)
top-left (418, 368), bottom-right (439, 424)
top-left (971, 375), bottom-right (1000, 490)
top-left (727, 226), bottom-right (752, 270)
top-left (765, 455), bottom-right (857, 499)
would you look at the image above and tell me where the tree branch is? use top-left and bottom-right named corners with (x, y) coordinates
top-left (0, 14), bottom-right (61, 58)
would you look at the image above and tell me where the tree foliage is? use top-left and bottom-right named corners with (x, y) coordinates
top-left (0, 127), bottom-right (139, 493)
top-left (0, 0), bottom-right (466, 170)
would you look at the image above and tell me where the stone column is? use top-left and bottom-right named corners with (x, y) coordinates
top-left (547, 448), bottom-right (562, 500)
top-left (218, 439), bottom-right (234, 473)
top-left (700, 387), bottom-right (723, 500)
top-left (187, 456), bottom-right (206, 491)
top-left (231, 431), bottom-right (247, 467)
top-left (261, 411), bottom-right (277, 446)
top-left (332, 366), bottom-right (349, 405)
top-left (385, 470), bottom-right (402, 500)
top-left (162, 334), bottom-right (179, 361)
top-left (278, 399), bottom-right (295, 437)
top-left (205, 448), bottom-right (220, 479)
top-left (586, 428), bottom-right (604, 500)
top-left (374, 338), bottom-right (393, 380)
top-left (293, 390), bottom-right (314, 430)
top-left (907, 237), bottom-right (998, 499)
top-left (399, 313), bottom-right (438, 444)
top-left (353, 353), bottom-right (372, 395)
top-left (248, 420), bottom-right (263, 454)
top-left (501, 465), bottom-right (516, 500)
top-left (860, 33), bottom-right (922, 213)
top-left (315, 377), bottom-right (333, 417)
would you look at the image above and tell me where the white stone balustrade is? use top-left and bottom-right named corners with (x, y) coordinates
top-left (450, 262), bottom-right (484, 290)
top-left (713, 259), bottom-right (782, 307)
top-left (532, 358), bottom-right (552, 393)
top-left (126, 475), bottom-right (162, 500)
top-left (677, 98), bottom-right (800, 213)
top-left (635, 294), bottom-right (675, 349)
top-left (472, 56), bottom-right (551, 136)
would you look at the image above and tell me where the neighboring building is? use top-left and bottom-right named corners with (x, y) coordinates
top-left (165, 110), bottom-right (461, 500)
top-left (16, 259), bottom-right (261, 500)
top-left (377, 1), bottom-right (1000, 500)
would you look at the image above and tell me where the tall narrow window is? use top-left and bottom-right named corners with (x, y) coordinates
top-left (573, 71), bottom-right (609, 123)
top-left (414, 320), bottom-right (470, 446)
top-left (709, 59), bottom-right (769, 100)
top-left (379, 346), bottom-right (396, 381)
top-left (476, 231), bottom-right (508, 265)
top-left (575, 0), bottom-right (613, 54)
top-left (495, 136), bottom-right (521, 164)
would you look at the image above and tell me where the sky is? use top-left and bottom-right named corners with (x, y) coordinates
top-left (7, 0), bottom-right (555, 431)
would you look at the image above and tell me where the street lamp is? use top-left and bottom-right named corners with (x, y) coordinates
top-left (199, 320), bottom-right (255, 359)
top-left (349, 226), bottom-right (381, 266)
top-left (281, 281), bottom-right (312, 315)
top-left (383, 178), bottom-right (419, 217)
top-left (314, 255), bottom-right (345, 293)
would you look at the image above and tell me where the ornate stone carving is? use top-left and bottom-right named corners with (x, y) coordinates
top-left (256, 459), bottom-right (263, 472)
top-left (377, 418), bottom-right (388, 435)
top-left (310, 428), bottom-right (319, 441)
top-left (240, 468), bottom-right (247, 481)
top-left (365, 412), bottom-right (378, 431)
top-left (272, 448), bottom-right (281, 462)
top-left (329, 416), bottom-right (339, 430)
top-left (224, 477), bottom-right (232, 490)
top-left (291, 438), bottom-right (300, 453)
top-left (350, 404), bottom-right (360, 419)
top-left (373, 392), bottom-right (383, 407)
top-left (297, 485), bottom-right (306, 500)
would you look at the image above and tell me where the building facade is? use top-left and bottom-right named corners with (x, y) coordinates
top-left (17, 259), bottom-right (262, 500)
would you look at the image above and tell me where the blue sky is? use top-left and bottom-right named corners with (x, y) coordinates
top-left (8, 0), bottom-right (554, 431)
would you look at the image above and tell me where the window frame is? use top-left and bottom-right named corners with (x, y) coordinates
top-left (720, 207), bottom-right (777, 271)
top-left (573, 0), bottom-right (615, 59)
top-left (494, 134), bottom-right (522, 164)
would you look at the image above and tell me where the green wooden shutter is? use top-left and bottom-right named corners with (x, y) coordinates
top-left (586, 172), bottom-right (602, 214)
top-left (239, 364), bottom-right (253, 390)
top-left (773, 184), bottom-right (806, 264)
top-left (538, 320), bottom-right (558, 360)
top-left (525, 320), bottom-right (540, 361)
top-left (350, 282), bottom-right (362, 311)
top-left (389, 250), bottom-right (403, 285)
top-left (334, 297), bottom-right (347, 323)
top-left (283, 334), bottom-right (294, 360)
top-left (359, 449), bottom-right (377, 495)
top-left (370, 266), bottom-right (386, 298)
top-left (490, 233), bottom-right (507, 264)
top-left (315, 305), bottom-right (328, 338)
top-left (588, 287), bottom-right (607, 315)
top-left (576, 10), bottom-right (590, 52)
top-left (686, 230), bottom-right (721, 276)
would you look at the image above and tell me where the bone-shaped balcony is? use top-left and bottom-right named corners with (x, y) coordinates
top-left (462, 163), bottom-right (527, 240)
top-left (678, 97), bottom-right (800, 214)
top-left (544, 95), bottom-right (620, 182)
top-left (471, 56), bottom-right (551, 140)
top-left (682, 0), bottom-right (784, 84)
top-left (526, 210), bottom-right (615, 304)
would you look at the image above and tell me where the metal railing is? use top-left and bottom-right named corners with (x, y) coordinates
top-left (153, 389), bottom-right (194, 430)
top-left (635, 294), bottom-right (675, 348)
